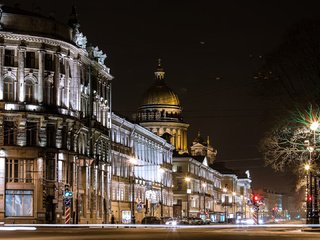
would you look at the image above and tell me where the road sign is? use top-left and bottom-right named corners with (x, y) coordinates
top-left (64, 198), bottom-right (72, 206)
top-left (136, 203), bottom-right (143, 210)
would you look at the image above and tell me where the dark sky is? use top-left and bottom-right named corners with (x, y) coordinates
top-left (5, 0), bottom-right (320, 192)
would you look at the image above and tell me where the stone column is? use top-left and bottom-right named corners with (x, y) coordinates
top-left (184, 130), bottom-right (188, 152)
top-left (177, 129), bottom-right (181, 150)
top-left (38, 50), bottom-right (45, 104)
top-left (65, 59), bottom-right (70, 108)
top-left (0, 45), bottom-right (4, 100)
top-left (18, 46), bottom-right (26, 102)
top-left (54, 53), bottom-right (61, 106)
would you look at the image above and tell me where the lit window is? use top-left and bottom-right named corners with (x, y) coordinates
top-left (3, 77), bottom-right (15, 101)
top-left (5, 159), bottom-right (34, 183)
top-left (25, 79), bottom-right (34, 103)
top-left (5, 190), bottom-right (33, 216)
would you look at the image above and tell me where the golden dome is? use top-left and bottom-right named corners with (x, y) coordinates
top-left (140, 59), bottom-right (180, 106)
top-left (141, 82), bottom-right (180, 106)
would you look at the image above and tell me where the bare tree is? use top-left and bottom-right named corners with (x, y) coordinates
top-left (260, 106), bottom-right (320, 191)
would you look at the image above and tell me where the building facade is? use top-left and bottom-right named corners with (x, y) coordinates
top-left (111, 113), bottom-right (174, 223)
top-left (172, 156), bottom-right (222, 221)
top-left (0, 6), bottom-right (112, 224)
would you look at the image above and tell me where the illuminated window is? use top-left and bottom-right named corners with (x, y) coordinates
top-left (5, 190), bottom-right (33, 216)
top-left (3, 77), bottom-right (15, 101)
top-left (25, 79), bottom-right (34, 103)
top-left (5, 159), bottom-right (34, 183)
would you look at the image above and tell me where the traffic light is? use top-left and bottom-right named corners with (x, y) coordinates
top-left (252, 194), bottom-right (259, 205)
top-left (308, 194), bottom-right (312, 202)
top-left (64, 184), bottom-right (73, 198)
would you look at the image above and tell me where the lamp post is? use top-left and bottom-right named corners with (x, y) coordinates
top-left (202, 182), bottom-right (207, 214)
top-left (129, 158), bottom-right (136, 224)
top-left (223, 187), bottom-right (228, 223)
top-left (185, 177), bottom-right (191, 218)
top-left (310, 121), bottom-right (319, 224)
top-left (305, 162), bottom-right (312, 224)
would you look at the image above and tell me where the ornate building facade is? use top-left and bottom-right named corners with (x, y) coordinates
top-left (111, 113), bottom-right (174, 223)
top-left (0, 6), bottom-right (112, 224)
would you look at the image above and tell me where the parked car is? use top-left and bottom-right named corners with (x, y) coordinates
top-left (188, 217), bottom-right (205, 225)
top-left (141, 216), bottom-right (161, 224)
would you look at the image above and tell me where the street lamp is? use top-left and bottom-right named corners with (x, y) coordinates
top-left (223, 187), bottom-right (228, 223)
top-left (202, 182), bottom-right (207, 214)
top-left (305, 162), bottom-right (312, 224)
top-left (185, 177), bottom-right (191, 218)
top-left (129, 158), bottom-right (137, 224)
top-left (159, 168), bottom-right (165, 218)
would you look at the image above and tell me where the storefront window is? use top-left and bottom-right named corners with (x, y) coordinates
top-left (5, 190), bottom-right (33, 216)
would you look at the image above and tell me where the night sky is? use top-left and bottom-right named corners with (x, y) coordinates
top-left (4, 0), bottom-right (320, 193)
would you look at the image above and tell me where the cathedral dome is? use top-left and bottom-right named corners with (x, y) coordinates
top-left (141, 82), bottom-right (180, 106)
top-left (140, 60), bottom-right (180, 107)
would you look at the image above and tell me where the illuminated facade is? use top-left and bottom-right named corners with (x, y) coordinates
top-left (190, 131), bottom-right (217, 165)
top-left (135, 60), bottom-right (189, 154)
top-left (111, 113), bottom-right (174, 223)
top-left (0, 6), bottom-right (112, 224)
top-left (172, 156), bottom-right (222, 219)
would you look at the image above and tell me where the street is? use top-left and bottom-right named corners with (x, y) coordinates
top-left (0, 226), bottom-right (319, 240)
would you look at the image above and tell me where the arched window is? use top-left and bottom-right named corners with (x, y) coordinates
top-left (3, 77), bottom-right (15, 101)
top-left (25, 79), bottom-right (34, 103)
top-left (44, 79), bottom-right (54, 105)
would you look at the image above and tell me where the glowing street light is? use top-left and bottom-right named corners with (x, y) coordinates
top-left (310, 121), bottom-right (319, 131)
top-left (305, 163), bottom-right (310, 171)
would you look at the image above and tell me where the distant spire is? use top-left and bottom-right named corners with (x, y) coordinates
top-left (154, 58), bottom-right (165, 80)
top-left (198, 130), bottom-right (201, 137)
top-left (207, 136), bottom-right (210, 145)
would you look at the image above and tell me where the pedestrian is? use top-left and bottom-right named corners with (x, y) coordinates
top-left (111, 214), bottom-right (115, 224)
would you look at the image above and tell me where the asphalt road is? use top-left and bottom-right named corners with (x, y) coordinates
top-left (0, 227), bottom-right (320, 240)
